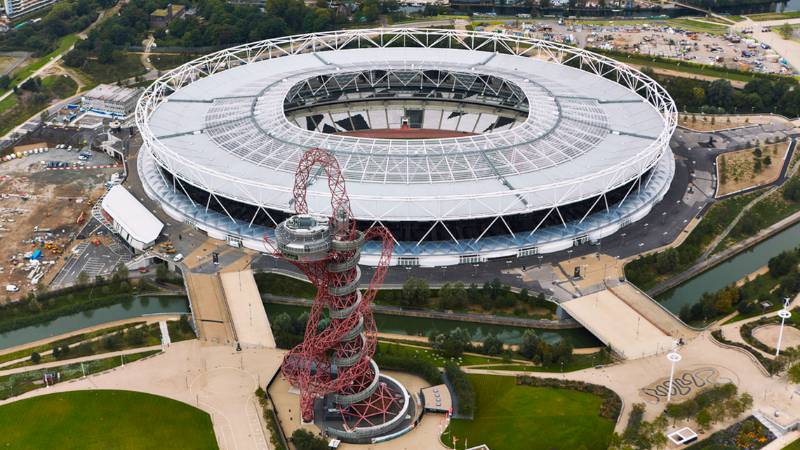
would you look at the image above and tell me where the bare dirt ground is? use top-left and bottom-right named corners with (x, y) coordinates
top-left (753, 324), bottom-right (800, 349)
top-left (716, 142), bottom-right (789, 196)
top-left (0, 148), bottom-right (117, 301)
top-left (679, 113), bottom-right (791, 132)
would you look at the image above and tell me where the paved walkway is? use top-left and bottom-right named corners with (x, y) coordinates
top-left (0, 345), bottom-right (162, 376)
top-left (561, 289), bottom-right (675, 359)
top-left (184, 272), bottom-right (236, 345)
top-left (220, 268), bottom-right (275, 349)
top-left (0, 340), bottom-right (284, 450)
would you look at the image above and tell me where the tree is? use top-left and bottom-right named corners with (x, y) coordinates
top-left (481, 334), bottom-right (504, 355)
top-left (76, 271), bottom-right (89, 286)
top-left (784, 178), bottom-right (800, 202)
top-left (113, 262), bottom-right (129, 282)
top-left (706, 79), bottom-right (734, 110)
top-left (430, 328), bottom-right (471, 358)
top-left (779, 23), bottom-right (794, 39)
top-left (30, 352), bottom-right (41, 364)
top-left (401, 277), bottom-right (430, 307)
top-left (291, 429), bottom-right (328, 450)
top-left (789, 363), bottom-right (800, 384)
top-left (0, 75), bottom-right (10, 90)
top-left (98, 40), bottom-right (115, 64)
top-left (696, 408), bottom-right (712, 431)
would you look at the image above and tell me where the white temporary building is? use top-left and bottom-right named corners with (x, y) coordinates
top-left (101, 185), bottom-right (164, 251)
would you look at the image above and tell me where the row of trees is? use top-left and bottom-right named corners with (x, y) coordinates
top-left (427, 327), bottom-right (576, 367)
top-left (388, 277), bottom-right (554, 315)
top-left (648, 70), bottom-right (800, 119)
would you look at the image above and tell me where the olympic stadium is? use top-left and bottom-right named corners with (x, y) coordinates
top-left (135, 28), bottom-right (677, 267)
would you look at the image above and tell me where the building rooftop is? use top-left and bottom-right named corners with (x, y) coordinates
top-left (101, 185), bottom-right (164, 244)
top-left (83, 84), bottom-right (142, 104)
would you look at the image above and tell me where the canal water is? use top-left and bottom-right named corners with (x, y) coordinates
top-left (0, 296), bottom-right (190, 351)
top-left (264, 303), bottom-right (602, 348)
top-left (657, 221), bottom-right (800, 314)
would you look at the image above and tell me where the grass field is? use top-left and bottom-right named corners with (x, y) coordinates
top-left (2, 34), bottom-right (79, 95)
top-left (749, 11), bottom-right (800, 21)
top-left (784, 437), bottom-right (800, 449)
top-left (597, 50), bottom-right (762, 83)
top-left (76, 53), bottom-right (146, 86)
top-left (473, 351), bottom-right (607, 372)
top-left (0, 390), bottom-right (218, 449)
top-left (377, 341), bottom-right (502, 367)
top-left (443, 375), bottom-right (614, 450)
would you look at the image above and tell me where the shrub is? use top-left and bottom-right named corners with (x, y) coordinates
top-left (445, 363), bottom-right (475, 417)
top-left (291, 429), bottom-right (327, 450)
top-left (375, 353), bottom-right (442, 385)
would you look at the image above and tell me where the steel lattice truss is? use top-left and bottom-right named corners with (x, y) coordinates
top-left (283, 69), bottom-right (529, 112)
top-left (136, 28), bottom-right (676, 224)
top-left (272, 148), bottom-right (398, 427)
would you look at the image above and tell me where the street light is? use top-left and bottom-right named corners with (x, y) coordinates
top-left (666, 350), bottom-right (682, 403)
top-left (776, 297), bottom-right (792, 357)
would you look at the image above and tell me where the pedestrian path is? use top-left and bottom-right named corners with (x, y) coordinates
top-left (159, 320), bottom-right (171, 346)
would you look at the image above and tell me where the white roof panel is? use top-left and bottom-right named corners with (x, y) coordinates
top-left (102, 185), bottom-right (164, 243)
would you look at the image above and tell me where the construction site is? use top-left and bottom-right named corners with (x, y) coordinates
top-left (0, 141), bottom-right (122, 301)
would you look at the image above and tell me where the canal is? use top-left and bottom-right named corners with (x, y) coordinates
top-left (264, 303), bottom-right (602, 348)
top-left (657, 221), bottom-right (800, 314)
top-left (0, 296), bottom-right (190, 351)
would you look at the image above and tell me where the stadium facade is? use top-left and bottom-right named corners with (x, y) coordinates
top-left (136, 28), bottom-right (677, 267)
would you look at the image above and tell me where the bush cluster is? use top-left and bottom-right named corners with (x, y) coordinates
top-left (445, 363), bottom-right (475, 417)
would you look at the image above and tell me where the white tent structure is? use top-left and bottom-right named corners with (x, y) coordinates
top-left (101, 185), bottom-right (164, 251)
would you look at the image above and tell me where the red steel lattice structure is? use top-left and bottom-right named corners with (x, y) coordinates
top-left (271, 148), bottom-right (401, 429)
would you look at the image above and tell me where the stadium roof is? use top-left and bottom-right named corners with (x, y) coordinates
top-left (139, 30), bottom-right (673, 221)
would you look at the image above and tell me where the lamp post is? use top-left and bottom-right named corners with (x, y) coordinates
top-left (776, 298), bottom-right (792, 357)
top-left (666, 350), bottom-right (682, 403)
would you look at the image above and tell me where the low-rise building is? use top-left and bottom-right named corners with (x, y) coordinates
top-left (101, 185), bottom-right (164, 251)
top-left (80, 84), bottom-right (142, 118)
top-left (150, 3), bottom-right (185, 28)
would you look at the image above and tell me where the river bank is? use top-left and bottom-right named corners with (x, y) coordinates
top-left (264, 302), bottom-right (602, 348)
top-left (648, 208), bottom-right (800, 315)
top-left (0, 295), bottom-right (190, 351)
top-left (262, 293), bottom-right (579, 329)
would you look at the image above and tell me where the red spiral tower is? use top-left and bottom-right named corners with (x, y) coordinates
top-left (271, 148), bottom-right (409, 442)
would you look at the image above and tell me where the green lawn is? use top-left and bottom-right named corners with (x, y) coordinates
top-left (376, 341), bottom-right (501, 367)
top-left (443, 375), bottom-right (615, 450)
top-left (784, 437), bottom-right (800, 449)
top-left (666, 18), bottom-right (729, 33)
top-left (2, 34), bottom-right (79, 95)
top-left (0, 390), bottom-right (218, 449)
top-left (749, 11), bottom-right (800, 21)
top-left (596, 50), bottom-right (765, 83)
top-left (75, 53), bottom-right (147, 86)
top-left (475, 351), bottom-right (608, 372)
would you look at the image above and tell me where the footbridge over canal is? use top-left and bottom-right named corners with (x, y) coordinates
top-left (183, 256), bottom-right (275, 349)
top-left (560, 283), bottom-right (698, 360)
